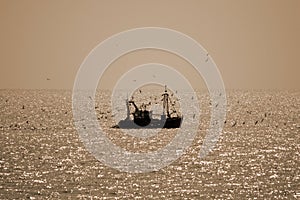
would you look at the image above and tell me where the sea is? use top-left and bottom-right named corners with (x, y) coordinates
top-left (0, 89), bottom-right (299, 199)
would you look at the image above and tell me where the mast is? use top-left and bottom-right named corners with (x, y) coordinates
top-left (162, 85), bottom-right (170, 118)
top-left (125, 98), bottom-right (130, 119)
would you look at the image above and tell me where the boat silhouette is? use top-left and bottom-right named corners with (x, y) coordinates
top-left (113, 86), bottom-right (182, 129)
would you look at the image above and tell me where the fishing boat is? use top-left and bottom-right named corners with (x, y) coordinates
top-left (113, 86), bottom-right (182, 129)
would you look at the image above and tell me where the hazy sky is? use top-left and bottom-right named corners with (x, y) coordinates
top-left (1, 0), bottom-right (299, 89)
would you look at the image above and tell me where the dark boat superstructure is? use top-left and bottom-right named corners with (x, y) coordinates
top-left (115, 86), bottom-right (182, 129)
top-left (161, 86), bottom-right (182, 128)
top-left (128, 100), bottom-right (151, 127)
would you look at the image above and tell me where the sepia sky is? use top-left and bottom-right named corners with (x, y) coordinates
top-left (0, 0), bottom-right (299, 90)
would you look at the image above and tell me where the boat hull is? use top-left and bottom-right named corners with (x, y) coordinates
top-left (114, 117), bottom-right (182, 129)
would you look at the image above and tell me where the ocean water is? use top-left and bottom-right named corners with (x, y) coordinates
top-left (0, 89), bottom-right (299, 199)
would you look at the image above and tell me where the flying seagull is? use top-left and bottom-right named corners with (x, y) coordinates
top-left (205, 53), bottom-right (209, 62)
top-left (232, 121), bottom-right (237, 127)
